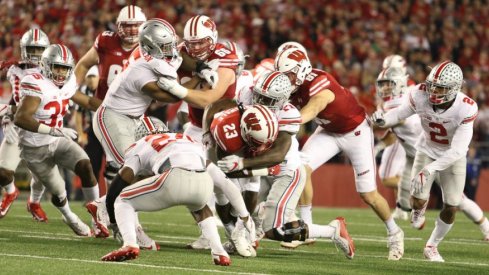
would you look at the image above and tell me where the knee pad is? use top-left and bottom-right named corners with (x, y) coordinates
top-left (51, 193), bottom-right (67, 207)
top-left (104, 162), bottom-right (121, 181)
top-left (280, 220), bottom-right (308, 242)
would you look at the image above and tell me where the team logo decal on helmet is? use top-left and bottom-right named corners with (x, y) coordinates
top-left (240, 105), bottom-right (279, 153)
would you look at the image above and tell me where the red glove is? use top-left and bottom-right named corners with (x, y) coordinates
top-left (268, 164), bottom-right (281, 176)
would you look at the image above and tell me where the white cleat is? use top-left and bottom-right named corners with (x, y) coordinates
top-left (329, 217), bottom-right (355, 259)
top-left (280, 238), bottom-right (316, 249)
top-left (392, 207), bottom-right (409, 221)
top-left (136, 225), bottom-right (160, 251)
top-left (424, 246), bottom-right (445, 262)
top-left (186, 235), bottom-right (211, 250)
top-left (231, 219), bottom-right (255, 257)
top-left (387, 229), bottom-right (404, 261)
top-left (62, 215), bottom-right (93, 237)
top-left (411, 211), bottom-right (426, 230)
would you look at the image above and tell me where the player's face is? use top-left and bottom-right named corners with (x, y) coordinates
top-left (26, 46), bottom-right (46, 64)
top-left (377, 80), bottom-right (395, 100)
top-left (185, 38), bottom-right (212, 60)
top-left (120, 22), bottom-right (142, 44)
top-left (51, 64), bottom-right (71, 85)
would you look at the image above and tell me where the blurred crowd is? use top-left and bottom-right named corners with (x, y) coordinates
top-left (1, 0), bottom-right (489, 159)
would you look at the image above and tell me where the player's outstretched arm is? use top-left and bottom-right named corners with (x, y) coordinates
top-left (74, 47), bottom-right (99, 87)
top-left (142, 81), bottom-right (181, 103)
top-left (244, 132), bottom-right (292, 169)
top-left (299, 89), bottom-right (335, 124)
top-left (71, 90), bottom-right (102, 111)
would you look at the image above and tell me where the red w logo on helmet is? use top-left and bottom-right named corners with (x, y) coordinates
top-left (202, 19), bottom-right (216, 31)
top-left (287, 50), bottom-right (307, 62)
top-left (243, 112), bottom-right (262, 131)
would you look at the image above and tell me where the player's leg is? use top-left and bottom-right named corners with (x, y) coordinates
top-left (424, 158), bottom-right (466, 262)
top-left (458, 194), bottom-right (489, 240)
top-left (393, 155), bottom-right (414, 220)
top-left (379, 141), bottom-right (405, 196)
top-left (410, 151), bottom-right (435, 230)
top-left (341, 120), bottom-right (404, 260)
top-left (0, 139), bottom-right (21, 218)
top-left (299, 127), bottom-right (341, 224)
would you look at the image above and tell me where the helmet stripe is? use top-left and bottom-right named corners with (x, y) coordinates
top-left (59, 44), bottom-right (67, 62)
top-left (433, 61), bottom-right (451, 82)
top-left (34, 29), bottom-right (39, 42)
top-left (262, 71), bottom-right (281, 92)
top-left (131, 5), bottom-right (135, 19)
top-left (192, 15), bottom-right (201, 37)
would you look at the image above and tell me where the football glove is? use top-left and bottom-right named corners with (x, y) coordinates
top-left (411, 168), bottom-right (434, 194)
top-left (49, 127), bottom-right (78, 140)
top-left (217, 155), bottom-right (244, 173)
top-left (1, 116), bottom-right (19, 144)
top-left (371, 110), bottom-right (386, 127)
top-left (157, 77), bottom-right (188, 99)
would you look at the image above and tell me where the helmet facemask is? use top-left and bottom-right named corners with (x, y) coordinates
top-left (185, 37), bottom-right (215, 61)
top-left (376, 79), bottom-right (397, 102)
top-left (23, 46), bottom-right (48, 65)
top-left (252, 89), bottom-right (284, 113)
top-left (426, 80), bottom-right (459, 105)
top-left (118, 22), bottom-right (144, 44)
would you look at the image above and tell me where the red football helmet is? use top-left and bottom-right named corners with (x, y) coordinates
top-left (183, 15), bottom-right (218, 61)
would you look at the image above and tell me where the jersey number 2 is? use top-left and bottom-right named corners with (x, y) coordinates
top-left (428, 122), bottom-right (449, 145)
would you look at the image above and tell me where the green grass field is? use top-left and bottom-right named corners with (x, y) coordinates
top-left (0, 201), bottom-right (487, 274)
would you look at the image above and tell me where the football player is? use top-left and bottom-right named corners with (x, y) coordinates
top-left (156, 15), bottom-right (255, 254)
top-left (0, 28), bottom-right (49, 221)
top-left (100, 124), bottom-right (230, 266)
top-left (74, 5), bottom-right (146, 187)
top-left (275, 47), bottom-right (404, 260)
top-left (13, 44), bottom-right (101, 236)
top-left (373, 61), bottom-right (480, 261)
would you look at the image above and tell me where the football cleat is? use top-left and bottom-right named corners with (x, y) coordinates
top-left (223, 241), bottom-right (237, 254)
top-left (392, 207), bottom-right (409, 221)
top-left (212, 252), bottom-right (231, 266)
top-left (423, 246), bottom-right (444, 262)
top-left (387, 229), bottom-right (404, 260)
top-left (86, 200), bottom-right (110, 238)
top-left (0, 187), bottom-right (19, 218)
top-left (27, 199), bottom-right (48, 222)
top-left (411, 209), bottom-right (426, 230)
top-left (187, 235), bottom-right (211, 250)
top-left (136, 225), bottom-right (160, 250)
top-left (330, 217), bottom-right (355, 259)
top-left (62, 215), bottom-right (93, 237)
top-left (231, 218), bottom-right (255, 257)
top-left (101, 246), bottom-right (140, 262)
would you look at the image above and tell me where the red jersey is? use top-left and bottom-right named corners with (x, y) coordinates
top-left (93, 31), bottom-right (136, 100)
top-left (290, 69), bottom-right (366, 134)
top-left (210, 107), bottom-right (244, 154)
top-left (180, 43), bottom-right (239, 127)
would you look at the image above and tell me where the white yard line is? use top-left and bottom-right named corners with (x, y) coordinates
top-left (0, 253), bottom-right (271, 275)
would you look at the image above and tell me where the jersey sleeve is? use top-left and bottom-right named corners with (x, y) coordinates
top-left (149, 58), bottom-right (178, 79)
top-left (308, 75), bottom-right (332, 97)
top-left (278, 104), bottom-right (302, 134)
top-left (93, 31), bottom-right (115, 51)
top-left (19, 75), bottom-right (43, 98)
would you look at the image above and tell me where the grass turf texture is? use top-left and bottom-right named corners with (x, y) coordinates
top-left (0, 202), bottom-right (487, 274)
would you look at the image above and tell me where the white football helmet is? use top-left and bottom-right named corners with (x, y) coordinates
top-left (139, 19), bottom-right (178, 62)
top-left (425, 61), bottom-right (463, 105)
top-left (20, 28), bottom-right (50, 65)
top-left (223, 41), bottom-right (247, 75)
top-left (274, 48), bottom-right (312, 89)
top-left (253, 71), bottom-right (292, 113)
top-left (382, 54), bottom-right (407, 74)
top-left (276, 41), bottom-right (308, 58)
top-left (116, 5), bottom-right (147, 44)
top-left (40, 44), bottom-right (75, 86)
top-left (183, 15), bottom-right (218, 61)
top-left (240, 105), bottom-right (279, 153)
top-left (134, 116), bottom-right (169, 141)
top-left (376, 67), bottom-right (408, 101)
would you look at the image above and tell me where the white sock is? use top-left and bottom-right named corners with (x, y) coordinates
top-left (207, 163), bottom-right (249, 218)
top-left (299, 205), bottom-right (312, 225)
top-left (57, 200), bottom-right (78, 222)
top-left (82, 186), bottom-right (100, 202)
top-left (29, 178), bottom-right (45, 203)
top-left (199, 217), bottom-right (226, 255)
top-left (114, 198), bottom-right (138, 248)
top-left (479, 217), bottom-right (489, 234)
top-left (308, 223), bottom-right (335, 239)
top-left (458, 196), bottom-right (484, 222)
top-left (4, 181), bottom-right (16, 194)
top-left (427, 216), bottom-right (453, 247)
top-left (385, 217), bottom-right (400, 235)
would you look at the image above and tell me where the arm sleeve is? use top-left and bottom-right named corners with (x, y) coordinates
top-left (383, 92), bottom-right (416, 127)
top-left (425, 122), bottom-right (473, 172)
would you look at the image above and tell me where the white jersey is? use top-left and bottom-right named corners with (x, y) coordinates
top-left (103, 49), bottom-right (178, 117)
top-left (383, 92), bottom-right (422, 158)
top-left (124, 133), bottom-right (206, 175)
top-left (234, 70), bottom-right (254, 106)
top-left (18, 73), bottom-right (76, 147)
top-left (277, 103), bottom-right (302, 174)
top-left (7, 64), bottom-right (40, 105)
top-left (385, 84), bottom-right (478, 171)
